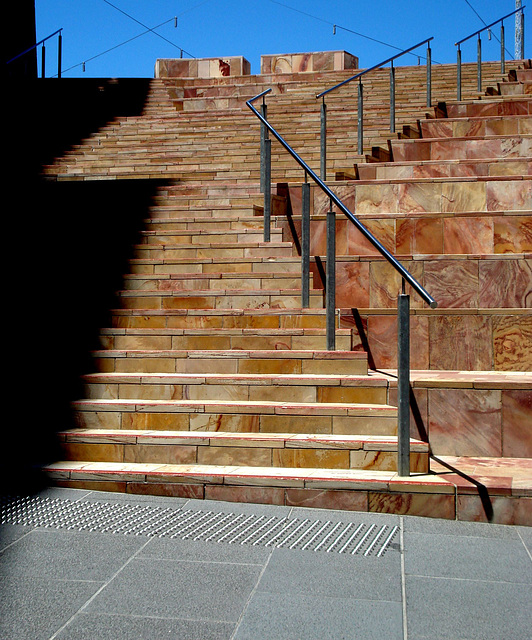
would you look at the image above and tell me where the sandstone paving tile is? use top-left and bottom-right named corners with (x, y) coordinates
top-left (222, 466), bottom-right (310, 487)
top-left (145, 464), bottom-right (236, 483)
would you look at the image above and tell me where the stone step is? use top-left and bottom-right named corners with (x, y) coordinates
top-left (391, 134), bottom-right (532, 162)
top-left (142, 215), bottom-right (266, 230)
top-left (444, 97), bottom-right (532, 118)
top-left (340, 307), bottom-right (531, 372)
top-left (382, 369), bottom-right (532, 459)
top-left (116, 288), bottom-right (324, 310)
top-left (92, 349), bottom-right (368, 375)
top-left (131, 241), bottom-right (295, 260)
top-left (329, 254), bottom-right (532, 310)
top-left (128, 256), bottom-right (304, 276)
top-left (138, 229), bottom-right (282, 245)
top-left (276, 209), bottom-right (532, 257)
top-left (420, 114), bottom-right (532, 139)
top-left (57, 429), bottom-right (428, 473)
top-left (110, 308), bottom-right (336, 329)
top-left (41, 456), bottom-right (532, 526)
top-left (82, 371), bottom-right (389, 406)
top-left (356, 157), bottom-right (531, 180)
top-left (97, 327), bottom-right (352, 351)
top-left (43, 456), bottom-right (532, 524)
top-left (498, 80), bottom-right (532, 96)
top-left (122, 271), bottom-right (308, 291)
top-left (72, 398), bottom-right (397, 440)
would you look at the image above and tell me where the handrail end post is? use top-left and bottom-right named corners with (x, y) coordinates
top-left (397, 290), bottom-right (411, 478)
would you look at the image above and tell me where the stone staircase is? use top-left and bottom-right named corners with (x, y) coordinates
top-left (42, 57), bottom-right (531, 525)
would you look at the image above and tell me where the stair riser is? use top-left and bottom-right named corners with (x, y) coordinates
top-left (358, 160), bottom-right (532, 180)
top-left (122, 276), bottom-right (306, 292)
top-left (330, 257), bottom-right (532, 311)
top-left (342, 310), bottom-right (531, 372)
top-left (421, 117), bottom-right (532, 139)
top-left (139, 231), bottom-right (282, 244)
top-left (117, 293), bottom-right (324, 310)
top-left (132, 246), bottom-right (295, 259)
top-left (59, 440), bottom-right (427, 473)
top-left (94, 356), bottom-right (368, 376)
top-left (99, 334), bottom-right (351, 351)
top-left (288, 179), bottom-right (532, 217)
top-left (445, 99), bottom-right (532, 118)
top-left (73, 410), bottom-right (397, 439)
top-left (129, 260), bottom-right (303, 276)
top-left (84, 382), bottom-right (387, 405)
top-left (111, 312), bottom-right (333, 329)
top-left (278, 214), bottom-right (532, 257)
top-left (145, 219), bottom-right (266, 230)
top-left (392, 136), bottom-right (532, 162)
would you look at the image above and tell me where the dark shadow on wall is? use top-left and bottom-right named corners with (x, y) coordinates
top-left (6, 78), bottom-right (154, 176)
top-left (4, 178), bottom-right (168, 495)
top-left (3, 77), bottom-right (167, 495)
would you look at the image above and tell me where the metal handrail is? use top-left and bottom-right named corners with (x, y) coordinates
top-left (455, 7), bottom-right (525, 46)
top-left (7, 28), bottom-right (63, 78)
top-left (247, 88), bottom-right (436, 477)
top-left (455, 6), bottom-right (525, 99)
top-left (316, 37), bottom-right (434, 100)
top-left (246, 89), bottom-right (437, 309)
top-left (315, 37), bottom-right (433, 178)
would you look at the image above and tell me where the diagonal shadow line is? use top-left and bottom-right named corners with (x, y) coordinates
top-left (350, 308), bottom-right (376, 370)
top-left (431, 455), bottom-right (494, 523)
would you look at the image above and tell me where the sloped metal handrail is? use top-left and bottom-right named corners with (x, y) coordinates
top-left (315, 38), bottom-right (433, 178)
top-left (455, 6), bottom-right (526, 99)
top-left (7, 28), bottom-right (63, 78)
top-left (247, 89), bottom-right (437, 477)
top-left (316, 37), bottom-right (434, 100)
top-left (247, 89), bottom-right (437, 309)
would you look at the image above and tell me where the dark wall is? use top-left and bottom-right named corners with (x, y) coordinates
top-left (3, 2), bottom-right (37, 78)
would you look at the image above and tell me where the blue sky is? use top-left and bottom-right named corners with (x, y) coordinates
top-left (35, 1), bottom-right (529, 78)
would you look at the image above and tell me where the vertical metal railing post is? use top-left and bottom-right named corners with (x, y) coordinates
top-left (357, 81), bottom-right (364, 155)
top-left (301, 176), bottom-right (311, 308)
top-left (500, 22), bottom-right (506, 74)
top-left (390, 61), bottom-right (396, 133)
top-left (426, 43), bottom-right (432, 107)
top-left (263, 138), bottom-right (271, 242)
top-left (320, 98), bottom-right (327, 181)
top-left (260, 100), bottom-right (268, 193)
top-left (477, 34), bottom-right (482, 93)
top-left (41, 43), bottom-right (46, 78)
top-left (397, 281), bottom-right (411, 477)
top-left (457, 45), bottom-right (462, 101)
top-left (58, 31), bottom-right (62, 78)
top-left (326, 198), bottom-right (336, 351)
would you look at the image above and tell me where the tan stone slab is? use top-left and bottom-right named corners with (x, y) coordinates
top-left (304, 468), bottom-right (393, 490)
top-left (222, 466), bottom-right (310, 488)
top-left (146, 464), bottom-right (234, 484)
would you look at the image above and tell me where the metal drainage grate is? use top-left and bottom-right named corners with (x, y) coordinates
top-left (1, 495), bottom-right (399, 557)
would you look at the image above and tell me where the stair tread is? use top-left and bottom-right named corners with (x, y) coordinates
top-left (93, 349), bottom-right (366, 358)
top-left (101, 328), bottom-right (350, 335)
top-left (74, 398), bottom-right (395, 413)
top-left (59, 428), bottom-right (424, 449)
top-left (43, 456), bottom-right (532, 496)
